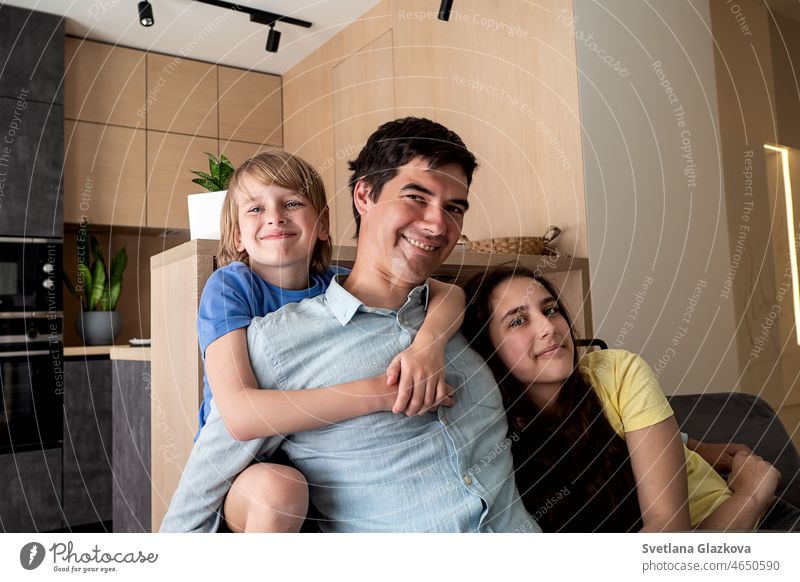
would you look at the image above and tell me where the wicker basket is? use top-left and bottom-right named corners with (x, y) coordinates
top-left (460, 226), bottom-right (561, 256)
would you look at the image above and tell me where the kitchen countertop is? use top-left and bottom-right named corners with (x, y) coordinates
top-left (64, 345), bottom-right (151, 361)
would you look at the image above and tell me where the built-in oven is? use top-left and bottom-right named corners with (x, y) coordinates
top-left (0, 236), bottom-right (63, 454)
top-left (0, 236), bottom-right (61, 315)
top-left (0, 317), bottom-right (63, 453)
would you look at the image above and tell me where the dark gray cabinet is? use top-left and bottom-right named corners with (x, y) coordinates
top-left (0, 5), bottom-right (64, 105)
top-left (0, 97), bottom-right (64, 237)
top-left (63, 358), bottom-right (113, 527)
top-left (0, 448), bottom-right (63, 532)
top-left (112, 359), bottom-right (151, 532)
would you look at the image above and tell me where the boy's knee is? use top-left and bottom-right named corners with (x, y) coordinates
top-left (245, 465), bottom-right (309, 532)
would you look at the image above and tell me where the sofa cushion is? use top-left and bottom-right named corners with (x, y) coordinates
top-left (668, 392), bottom-right (800, 508)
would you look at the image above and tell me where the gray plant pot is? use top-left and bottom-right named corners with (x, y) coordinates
top-left (75, 311), bottom-right (123, 346)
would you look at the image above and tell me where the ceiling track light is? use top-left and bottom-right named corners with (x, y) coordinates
top-left (438, 0), bottom-right (454, 21)
top-left (265, 23), bottom-right (281, 53)
top-left (138, 1), bottom-right (154, 27)
top-left (194, 0), bottom-right (312, 53)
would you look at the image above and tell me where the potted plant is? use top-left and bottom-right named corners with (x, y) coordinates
top-left (64, 226), bottom-right (128, 346)
top-left (187, 152), bottom-right (235, 240)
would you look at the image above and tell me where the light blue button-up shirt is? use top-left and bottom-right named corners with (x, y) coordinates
top-left (161, 276), bottom-right (539, 533)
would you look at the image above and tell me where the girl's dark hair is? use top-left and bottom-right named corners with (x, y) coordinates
top-left (462, 265), bottom-right (642, 532)
top-left (347, 117), bottom-right (478, 237)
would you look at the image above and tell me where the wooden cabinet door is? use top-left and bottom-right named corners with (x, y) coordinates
top-left (218, 66), bottom-right (282, 145)
top-left (63, 120), bottom-right (147, 227)
top-left (146, 131), bottom-right (218, 230)
top-left (219, 139), bottom-right (274, 167)
top-left (65, 39), bottom-right (146, 128)
top-left (147, 54), bottom-right (218, 138)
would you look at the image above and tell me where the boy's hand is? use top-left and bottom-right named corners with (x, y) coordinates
top-left (386, 341), bottom-right (454, 415)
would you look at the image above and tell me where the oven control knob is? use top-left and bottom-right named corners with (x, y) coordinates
top-left (42, 279), bottom-right (55, 290)
top-left (42, 263), bottom-right (55, 275)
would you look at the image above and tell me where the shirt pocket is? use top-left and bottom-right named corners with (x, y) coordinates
top-left (449, 371), bottom-right (502, 410)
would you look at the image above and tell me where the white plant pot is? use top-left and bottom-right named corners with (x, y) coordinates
top-left (187, 190), bottom-right (227, 240)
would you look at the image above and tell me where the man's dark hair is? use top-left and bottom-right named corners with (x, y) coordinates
top-left (347, 117), bottom-right (478, 237)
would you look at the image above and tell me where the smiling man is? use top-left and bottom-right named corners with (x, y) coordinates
top-left (161, 117), bottom-right (539, 533)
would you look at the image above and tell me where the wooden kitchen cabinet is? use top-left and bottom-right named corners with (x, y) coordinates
top-left (146, 131), bottom-right (218, 230)
top-left (63, 120), bottom-right (147, 227)
top-left (64, 38), bottom-right (146, 129)
top-left (147, 53), bottom-right (217, 138)
top-left (218, 66), bottom-right (282, 145)
top-left (219, 139), bottom-right (274, 167)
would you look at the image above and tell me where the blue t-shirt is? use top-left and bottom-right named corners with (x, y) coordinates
top-left (195, 261), bottom-right (349, 435)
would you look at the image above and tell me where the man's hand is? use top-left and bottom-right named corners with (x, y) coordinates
top-left (386, 341), bottom-right (454, 415)
top-left (688, 439), bottom-right (752, 473)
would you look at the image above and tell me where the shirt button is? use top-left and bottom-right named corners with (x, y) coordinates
top-left (463, 474), bottom-right (473, 486)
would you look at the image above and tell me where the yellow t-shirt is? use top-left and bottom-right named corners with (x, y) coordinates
top-left (578, 349), bottom-right (732, 527)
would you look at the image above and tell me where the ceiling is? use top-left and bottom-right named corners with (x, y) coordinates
top-left (0, 0), bottom-right (382, 74)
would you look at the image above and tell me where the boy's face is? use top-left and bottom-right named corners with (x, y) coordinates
top-left (234, 175), bottom-right (329, 285)
top-left (354, 156), bottom-right (469, 286)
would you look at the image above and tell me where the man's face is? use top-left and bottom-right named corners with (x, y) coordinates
top-left (354, 156), bottom-right (469, 285)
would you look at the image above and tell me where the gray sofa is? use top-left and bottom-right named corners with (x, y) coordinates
top-left (669, 392), bottom-right (800, 509)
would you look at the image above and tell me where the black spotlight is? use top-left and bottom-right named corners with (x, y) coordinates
top-left (266, 23), bottom-right (281, 52)
top-left (438, 0), bottom-right (453, 21)
top-left (138, 1), bottom-right (154, 27)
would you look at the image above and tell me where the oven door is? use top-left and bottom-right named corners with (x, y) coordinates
top-left (0, 343), bottom-right (63, 453)
top-left (0, 236), bottom-right (62, 315)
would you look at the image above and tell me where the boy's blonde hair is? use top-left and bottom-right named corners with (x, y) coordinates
top-left (218, 149), bottom-right (331, 274)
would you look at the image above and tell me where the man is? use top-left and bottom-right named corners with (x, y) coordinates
top-left (162, 117), bottom-right (539, 533)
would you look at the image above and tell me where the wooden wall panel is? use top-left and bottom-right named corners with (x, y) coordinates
top-left (390, 0), bottom-right (587, 257)
top-left (332, 31), bottom-right (395, 244)
top-left (283, 0), bottom-right (587, 258)
top-left (282, 2), bottom-right (393, 215)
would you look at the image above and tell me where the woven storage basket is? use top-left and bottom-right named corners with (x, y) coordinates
top-left (461, 226), bottom-right (561, 256)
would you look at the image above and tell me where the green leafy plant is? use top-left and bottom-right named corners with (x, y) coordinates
top-left (64, 228), bottom-right (128, 311)
top-left (190, 152), bottom-right (235, 192)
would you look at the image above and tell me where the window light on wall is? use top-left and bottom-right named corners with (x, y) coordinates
top-left (765, 143), bottom-right (800, 345)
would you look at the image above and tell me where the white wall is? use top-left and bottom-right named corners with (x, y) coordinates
top-left (574, 0), bottom-right (740, 394)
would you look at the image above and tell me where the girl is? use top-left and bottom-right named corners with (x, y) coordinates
top-left (193, 150), bottom-right (465, 532)
top-left (462, 265), bottom-right (795, 531)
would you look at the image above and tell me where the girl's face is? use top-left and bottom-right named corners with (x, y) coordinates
top-left (487, 277), bottom-right (575, 395)
top-left (234, 175), bottom-right (329, 286)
